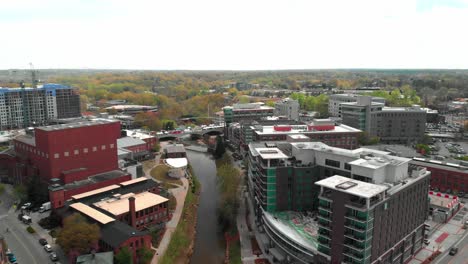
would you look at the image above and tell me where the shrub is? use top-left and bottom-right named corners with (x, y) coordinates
top-left (26, 226), bottom-right (36, 233)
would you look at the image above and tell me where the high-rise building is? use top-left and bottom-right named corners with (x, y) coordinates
top-left (274, 98), bottom-right (300, 121)
top-left (0, 83), bottom-right (80, 129)
top-left (340, 96), bottom-right (427, 144)
top-left (247, 142), bottom-right (430, 264)
top-left (223, 102), bottom-right (274, 125)
top-left (329, 94), bottom-right (385, 117)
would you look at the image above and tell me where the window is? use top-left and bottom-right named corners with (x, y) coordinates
top-left (101, 145), bottom-right (106, 150)
top-left (325, 159), bottom-right (340, 168)
top-left (64, 151), bottom-right (69, 157)
top-left (110, 143), bottom-right (114, 148)
top-left (83, 148), bottom-right (88, 153)
top-left (345, 163), bottom-right (351, 170)
top-left (54, 153), bottom-right (59, 159)
top-left (74, 149), bottom-right (79, 155)
top-left (93, 146), bottom-right (97, 152)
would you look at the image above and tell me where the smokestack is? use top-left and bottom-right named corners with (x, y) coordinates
top-left (129, 197), bottom-right (136, 228)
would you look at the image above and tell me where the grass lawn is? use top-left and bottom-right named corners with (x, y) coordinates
top-left (150, 164), bottom-right (183, 186)
top-left (159, 175), bottom-right (200, 264)
top-left (142, 160), bottom-right (157, 171)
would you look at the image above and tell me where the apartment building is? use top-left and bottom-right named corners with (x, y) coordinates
top-left (329, 94), bottom-right (385, 117)
top-left (247, 142), bottom-right (430, 264)
top-left (340, 96), bottom-right (427, 144)
top-left (0, 84), bottom-right (80, 129)
top-left (274, 98), bottom-right (300, 121)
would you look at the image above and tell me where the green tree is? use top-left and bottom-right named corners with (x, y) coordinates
top-left (0, 183), bottom-right (4, 195)
top-left (115, 246), bottom-right (133, 264)
top-left (238, 95), bottom-right (250, 103)
top-left (56, 214), bottom-right (100, 254)
top-left (137, 247), bottom-right (154, 264)
top-left (26, 175), bottom-right (48, 206)
top-left (14, 184), bottom-right (27, 202)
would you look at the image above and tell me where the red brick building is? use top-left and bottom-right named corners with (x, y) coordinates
top-left (411, 158), bottom-right (468, 193)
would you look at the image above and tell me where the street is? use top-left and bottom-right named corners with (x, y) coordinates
top-left (435, 231), bottom-right (468, 264)
top-left (0, 185), bottom-right (65, 264)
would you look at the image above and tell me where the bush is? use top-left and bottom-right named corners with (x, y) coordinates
top-left (26, 226), bottom-right (36, 233)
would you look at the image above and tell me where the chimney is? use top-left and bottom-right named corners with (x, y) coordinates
top-left (129, 197), bottom-right (136, 228)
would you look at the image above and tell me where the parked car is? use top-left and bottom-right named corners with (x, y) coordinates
top-left (449, 247), bottom-right (458, 255)
top-left (424, 239), bottom-right (430, 245)
top-left (21, 202), bottom-right (31, 210)
top-left (44, 244), bottom-right (52, 252)
top-left (39, 238), bottom-right (48, 245)
top-left (50, 252), bottom-right (59, 261)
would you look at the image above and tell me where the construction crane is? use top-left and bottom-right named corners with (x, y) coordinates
top-left (29, 62), bottom-right (38, 88)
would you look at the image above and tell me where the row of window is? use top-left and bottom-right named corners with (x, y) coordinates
top-left (15, 142), bottom-right (115, 159)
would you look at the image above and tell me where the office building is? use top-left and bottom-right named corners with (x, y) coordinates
top-left (340, 96), bottom-right (427, 144)
top-left (247, 142), bottom-right (431, 264)
top-left (223, 102), bottom-right (274, 126)
top-left (0, 84), bottom-right (80, 130)
top-left (228, 119), bottom-right (361, 153)
top-left (329, 94), bottom-right (385, 117)
top-left (274, 98), bottom-right (300, 121)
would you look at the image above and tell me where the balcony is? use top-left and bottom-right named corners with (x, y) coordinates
top-left (318, 209), bottom-right (332, 219)
top-left (345, 221), bottom-right (367, 232)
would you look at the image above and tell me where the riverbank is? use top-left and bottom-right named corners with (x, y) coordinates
top-left (158, 166), bottom-right (200, 264)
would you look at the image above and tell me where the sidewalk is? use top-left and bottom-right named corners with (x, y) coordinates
top-left (237, 186), bottom-right (256, 264)
top-left (151, 177), bottom-right (189, 263)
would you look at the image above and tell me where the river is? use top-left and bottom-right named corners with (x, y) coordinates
top-left (187, 150), bottom-right (225, 264)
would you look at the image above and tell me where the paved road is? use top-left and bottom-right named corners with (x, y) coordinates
top-left (435, 231), bottom-right (468, 264)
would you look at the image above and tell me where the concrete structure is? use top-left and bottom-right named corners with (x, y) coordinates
top-left (340, 96), bottom-right (427, 144)
top-left (247, 142), bottom-right (431, 264)
top-left (0, 83), bottom-right (80, 130)
top-left (427, 191), bottom-right (460, 223)
top-left (410, 157), bottom-right (468, 193)
top-left (274, 98), bottom-right (300, 121)
top-left (329, 94), bottom-right (385, 117)
top-left (223, 102), bottom-right (274, 126)
top-left (228, 119), bottom-right (361, 152)
top-left (105, 105), bottom-right (158, 115)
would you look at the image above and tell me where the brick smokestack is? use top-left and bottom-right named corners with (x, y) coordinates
top-left (129, 197), bottom-right (136, 228)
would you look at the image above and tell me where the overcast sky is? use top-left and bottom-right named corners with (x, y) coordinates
top-left (1, 0), bottom-right (467, 70)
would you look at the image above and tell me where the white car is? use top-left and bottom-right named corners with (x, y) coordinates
top-left (44, 244), bottom-right (52, 252)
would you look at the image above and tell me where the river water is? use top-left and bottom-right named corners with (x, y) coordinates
top-left (187, 150), bottom-right (225, 264)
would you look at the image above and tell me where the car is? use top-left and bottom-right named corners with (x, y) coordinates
top-left (44, 244), bottom-right (52, 252)
top-left (31, 207), bottom-right (40, 212)
top-left (449, 247), bottom-right (458, 255)
top-left (49, 252), bottom-right (59, 261)
top-left (21, 202), bottom-right (31, 210)
top-left (424, 239), bottom-right (430, 245)
top-left (39, 238), bottom-right (48, 245)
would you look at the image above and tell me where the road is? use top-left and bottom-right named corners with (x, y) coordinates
top-left (0, 185), bottom-right (62, 264)
top-left (435, 231), bottom-right (468, 264)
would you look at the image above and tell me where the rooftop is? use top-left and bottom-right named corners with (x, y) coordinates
top-left (316, 175), bottom-right (388, 199)
top-left (255, 147), bottom-right (289, 160)
top-left (411, 158), bottom-right (468, 172)
top-left (70, 203), bottom-right (115, 225)
top-left (117, 137), bottom-right (146, 148)
top-left (37, 120), bottom-right (118, 132)
top-left (76, 251), bottom-right (114, 264)
top-left (165, 144), bottom-right (186, 154)
top-left (263, 211), bottom-right (318, 252)
top-left (429, 193), bottom-right (459, 208)
top-left (100, 221), bottom-right (148, 248)
top-left (94, 191), bottom-right (168, 216)
top-left (14, 134), bottom-right (36, 146)
top-left (105, 105), bottom-right (157, 110)
top-left (124, 129), bottom-right (153, 140)
top-left (166, 158), bottom-right (188, 168)
top-left (119, 177), bottom-right (148, 186)
top-left (71, 184), bottom-right (121, 200)
top-left (254, 123), bottom-right (360, 135)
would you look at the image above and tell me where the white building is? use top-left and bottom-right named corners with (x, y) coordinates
top-left (274, 98), bottom-right (300, 121)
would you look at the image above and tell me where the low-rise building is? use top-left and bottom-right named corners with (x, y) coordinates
top-left (428, 191), bottom-right (461, 223)
top-left (223, 102), bottom-right (274, 126)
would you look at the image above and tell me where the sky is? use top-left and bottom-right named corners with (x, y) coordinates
top-left (1, 0), bottom-right (468, 70)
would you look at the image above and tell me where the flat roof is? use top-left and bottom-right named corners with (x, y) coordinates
top-left (119, 177), bottom-right (148, 186)
top-left (125, 130), bottom-right (153, 140)
top-left (429, 194), bottom-right (458, 207)
top-left (255, 147), bottom-right (289, 160)
top-left (94, 192), bottom-right (168, 216)
top-left (14, 134), bottom-right (36, 146)
top-left (316, 175), bottom-right (388, 199)
top-left (70, 202), bottom-right (115, 224)
top-left (117, 137), bottom-right (146, 148)
top-left (71, 185), bottom-right (120, 200)
top-left (165, 144), bottom-right (186, 153)
top-left (38, 120), bottom-right (118, 131)
top-left (254, 124), bottom-right (360, 135)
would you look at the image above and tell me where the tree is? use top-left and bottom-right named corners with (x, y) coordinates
top-left (0, 183), bottom-right (4, 195)
top-left (26, 175), bottom-right (48, 206)
top-left (115, 246), bottom-right (133, 264)
top-left (137, 247), bottom-right (154, 264)
top-left (13, 184), bottom-right (27, 202)
top-left (56, 214), bottom-right (100, 254)
top-left (214, 136), bottom-right (226, 159)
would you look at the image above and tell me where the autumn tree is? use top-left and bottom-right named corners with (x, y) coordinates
top-left (115, 246), bottom-right (133, 264)
top-left (56, 214), bottom-right (100, 255)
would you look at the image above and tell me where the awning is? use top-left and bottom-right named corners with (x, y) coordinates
top-left (270, 247), bottom-right (286, 262)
